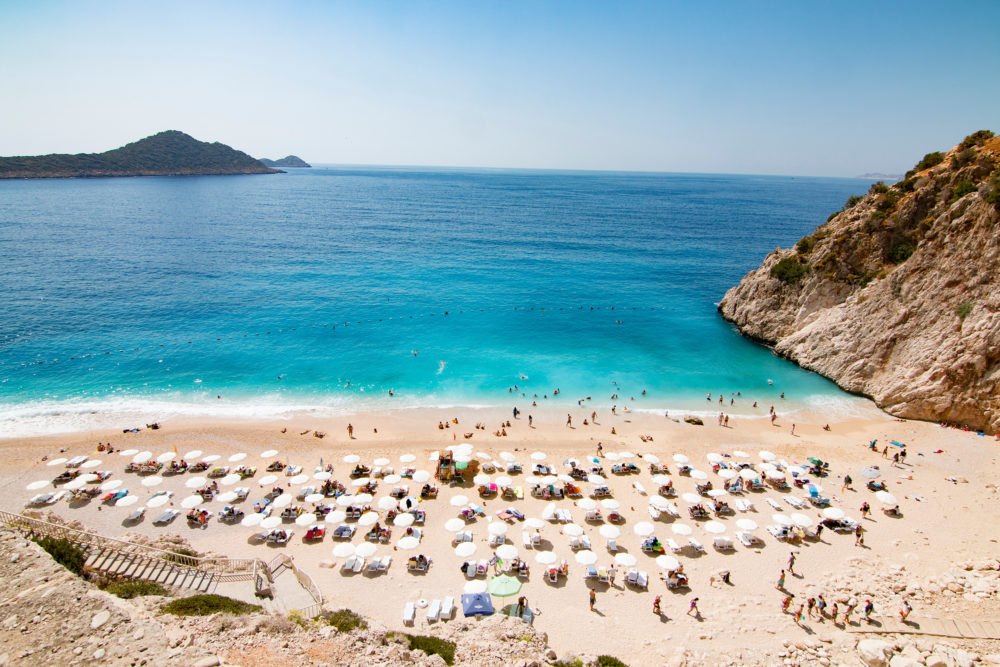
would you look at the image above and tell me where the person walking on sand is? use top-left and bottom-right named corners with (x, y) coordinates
top-left (776, 569), bottom-right (786, 590)
top-left (589, 588), bottom-right (596, 611)
top-left (860, 502), bottom-right (870, 519)
top-left (842, 474), bottom-right (852, 492)
top-left (787, 551), bottom-right (797, 574)
top-left (864, 599), bottom-right (875, 622)
top-left (900, 600), bottom-right (912, 622)
top-left (855, 526), bottom-right (865, 547)
top-left (653, 595), bottom-right (661, 615)
top-left (830, 602), bottom-right (839, 624)
top-left (791, 423), bottom-right (796, 436)
top-left (795, 604), bottom-right (805, 625)
top-left (347, 423), bottom-right (354, 439)
top-left (781, 594), bottom-right (794, 613)
top-left (566, 414), bottom-right (572, 427)
top-left (687, 597), bottom-right (700, 617)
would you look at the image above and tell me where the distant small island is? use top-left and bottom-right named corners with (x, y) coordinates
top-left (259, 155), bottom-right (311, 168)
top-left (0, 130), bottom-right (281, 179)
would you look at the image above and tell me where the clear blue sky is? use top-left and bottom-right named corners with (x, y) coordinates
top-left (2, 0), bottom-right (998, 176)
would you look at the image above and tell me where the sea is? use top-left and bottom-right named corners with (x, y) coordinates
top-left (0, 166), bottom-right (880, 437)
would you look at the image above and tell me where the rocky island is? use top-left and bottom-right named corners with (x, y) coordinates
top-left (0, 130), bottom-right (281, 179)
top-left (259, 155), bottom-right (311, 168)
top-left (720, 130), bottom-right (1000, 433)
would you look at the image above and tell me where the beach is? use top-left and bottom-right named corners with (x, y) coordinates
top-left (3, 404), bottom-right (998, 664)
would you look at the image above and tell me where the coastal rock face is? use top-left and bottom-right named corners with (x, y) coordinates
top-left (719, 132), bottom-right (1000, 433)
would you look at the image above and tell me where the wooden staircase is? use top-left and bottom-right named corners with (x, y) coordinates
top-left (84, 548), bottom-right (219, 593)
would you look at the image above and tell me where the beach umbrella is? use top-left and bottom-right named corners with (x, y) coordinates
top-left (181, 449), bottom-right (201, 459)
top-left (605, 452), bottom-right (620, 462)
top-left (343, 454), bottom-right (361, 464)
top-left (541, 502), bottom-right (557, 520)
top-left (557, 474), bottom-right (575, 484)
top-left (488, 574), bottom-right (522, 597)
top-left (671, 523), bottom-right (692, 536)
top-left (733, 450), bottom-right (750, 459)
top-left (772, 514), bottom-right (792, 526)
top-left (707, 453), bottom-right (723, 464)
top-left (46, 457), bottom-right (68, 467)
top-left (394, 513), bottom-right (415, 527)
top-left (759, 451), bottom-right (776, 462)
top-left (736, 518), bottom-right (759, 531)
top-left (464, 580), bottom-right (487, 594)
top-left (673, 454), bottom-right (689, 464)
top-left (81, 459), bottom-right (102, 469)
top-left (350, 478), bottom-right (371, 488)
top-left (332, 543), bottom-right (356, 558)
top-left (765, 470), bottom-right (786, 480)
top-left (185, 477), bottom-right (207, 489)
top-left (272, 495), bottom-right (292, 508)
top-left (633, 521), bottom-right (655, 536)
top-left (355, 542), bottom-right (378, 558)
top-left (119, 449), bottom-right (139, 457)
top-left (488, 522), bottom-right (508, 536)
top-left (805, 484), bottom-right (823, 496)
top-left (156, 452), bottom-right (175, 464)
top-left (132, 452), bottom-right (153, 464)
top-left (383, 474), bottom-right (402, 484)
top-left (761, 462), bottom-right (777, 472)
top-left (718, 469), bottom-right (738, 480)
top-left (181, 495), bottom-right (203, 509)
top-left (101, 480), bottom-right (123, 491)
top-left (445, 518), bottom-right (466, 532)
top-left (228, 453), bottom-right (246, 463)
top-left (690, 469), bottom-right (708, 480)
top-left (358, 512), bottom-right (379, 526)
top-left (258, 474), bottom-right (278, 486)
top-left (295, 513), bottom-right (316, 527)
top-left (643, 454), bottom-right (661, 464)
top-left (649, 496), bottom-right (671, 510)
top-left (524, 518), bottom-right (546, 529)
top-left (399, 454), bottom-right (416, 463)
top-left (619, 451), bottom-right (635, 459)
top-left (455, 542), bottom-right (477, 558)
top-left (740, 469), bottom-right (758, 481)
top-left (562, 524), bottom-right (583, 537)
top-left (81, 472), bottom-right (99, 483)
top-left (563, 458), bottom-right (580, 468)
top-left (450, 495), bottom-right (470, 507)
top-left (412, 470), bottom-right (431, 483)
top-left (335, 495), bottom-right (356, 507)
top-left (305, 493), bottom-right (325, 504)
top-left (651, 474), bottom-right (671, 486)
top-left (574, 550), bottom-right (597, 565)
top-left (500, 452), bottom-right (516, 462)
top-left (202, 455), bottom-right (221, 463)
top-left (64, 478), bottom-right (88, 491)
top-left (241, 513), bottom-right (263, 527)
top-left (373, 458), bottom-right (390, 467)
top-left (147, 494), bottom-right (170, 508)
top-left (26, 480), bottom-right (49, 491)
top-left (530, 452), bottom-right (547, 461)
top-left (216, 491), bottom-right (238, 503)
top-left (600, 499), bottom-right (620, 510)
top-left (377, 496), bottom-right (398, 511)
top-left (260, 449), bottom-right (278, 459)
top-left (141, 476), bottom-right (164, 488)
top-left (476, 452), bottom-right (493, 461)
top-left (682, 492), bottom-right (701, 503)
top-left (790, 513), bottom-right (812, 528)
top-left (707, 489), bottom-right (728, 498)
top-left (290, 474), bottom-right (309, 485)
top-left (429, 451), bottom-right (440, 462)
top-left (325, 510), bottom-right (346, 524)
top-left (495, 475), bottom-right (513, 487)
top-left (599, 525), bottom-right (621, 539)
top-left (875, 491), bottom-right (897, 505)
top-left (260, 516), bottom-right (281, 529)
top-left (588, 474), bottom-right (606, 484)
top-left (614, 552), bottom-right (637, 567)
top-left (861, 467), bottom-right (881, 479)
top-left (116, 495), bottom-right (139, 507)
top-left (220, 474), bottom-right (241, 486)
top-left (577, 498), bottom-right (597, 511)
top-left (398, 496), bottom-right (418, 511)
top-left (656, 555), bottom-right (680, 570)
top-left (822, 507), bottom-right (846, 520)
top-left (496, 544), bottom-right (518, 560)
top-left (535, 551), bottom-right (557, 565)
top-left (354, 493), bottom-right (374, 503)
top-left (313, 471), bottom-right (331, 482)
top-left (704, 521), bottom-right (726, 534)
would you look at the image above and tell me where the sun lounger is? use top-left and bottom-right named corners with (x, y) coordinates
top-left (784, 496), bottom-right (807, 509)
top-left (426, 599), bottom-right (441, 622)
top-left (765, 497), bottom-right (782, 510)
top-left (453, 531), bottom-right (472, 544)
top-left (441, 596), bottom-right (455, 620)
top-left (734, 499), bottom-right (753, 512)
top-left (666, 503), bottom-right (681, 517)
top-left (352, 557), bottom-right (365, 573)
top-left (667, 538), bottom-right (683, 553)
top-left (403, 602), bottom-right (415, 625)
top-left (713, 536), bottom-right (734, 551)
top-left (634, 481), bottom-right (647, 495)
top-left (647, 505), bottom-right (661, 520)
top-left (556, 509), bottom-right (572, 522)
top-left (766, 525), bottom-right (789, 540)
top-left (688, 537), bottom-right (705, 553)
top-left (735, 531), bottom-right (757, 547)
top-left (342, 555), bottom-right (359, 572)
top-left (153, 509), bottom-right (179, 525)
top-left (66, 455), bottom-right (88, 468)
top-left (489, 533), bottom-right (505, 547)
top-left (522, 532), bottom-right (532, 549)
top-left (607, 539), bottom-right (618, 552)
top-left (585, 566), bottom-right (598, 579)
top-left (531, 533), bottom-right (541, 547)
top-left (598, 567), bottom-right (609, 582)
top-left (367, 558), bottom-right (381, 572)
top-left (464, 561), bottom-right (477, 578)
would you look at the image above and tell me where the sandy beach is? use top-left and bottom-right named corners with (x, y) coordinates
top-left (2, 404), bottom-right (998, 664)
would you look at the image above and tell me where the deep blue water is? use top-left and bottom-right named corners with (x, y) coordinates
top-left (0, 167), bottom-right (871, 435)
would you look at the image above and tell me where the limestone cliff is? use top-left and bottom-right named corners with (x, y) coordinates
top-left (719, 131), bottom-right (1000, 433)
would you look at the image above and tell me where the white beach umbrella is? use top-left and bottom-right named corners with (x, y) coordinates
top-left (185, 477), bottom-right (207, 489)
top-left (81, 459), bottom-right (102, 469)
top-left (464, 580), bottom-right (487, 594)
top-left (147, 494), bottom-right (170, 508)
top-left (577, 498), bottom-right (597, 511)
top-left (656, 555), bottom-right (681, 570)
top-left (671, 523), bottom-right (693, 536)
top-left (393, 513), bottom-right (415, 527)
top-left (588, 474), bottom-right (606, 484)
top-left (496, 544), bottom-right (518, 560)
top-left (619, 451), bottom-right (635, 459)
top-left (332, 543), bottom-right (356, 558)
top-left (260, 449), bottom-right (278, 459)
top-left (141, 476), bottom-right (164, 488)
top-left (733, 450), bottom-right (750, 458)
top-left (476, 452), bottom-right (493, 461)
top-left (63, 478), bottom-right (87, 491)
top-left (761, 462), bottom-right (777, 472)
top-left (181, 495), bottom-right (204, 509)
top-left (822, 507), bottom-right (846, 520)
top-left (600, 499), bottom-right (620, 510)
top-left (343, 454), bottom-right (360, 464)
top-left (354, 493), bottom-right (374, 504)
top-left (305, 493), bottom-right (325, 504)
top-left (649, 496), bottom-right (671, 510)
top-left (184, 449), bottom-right (203, 459)
top-left (336, 495), bottom-right (357, 507)
top-left (682, 492), bottom-right (701, 503)
top-left (772, 514), bottom-right (792, 526)
top-left (26, 480), bottom-right (49, 491)
top-left (690, 469), bottom-right (708, 480)
top-left (296, 513), bottom-right (316, 527)
top-left (759, 451), bottom-right (776, 462)
top-left (355, 542), bottom-right (378, 558)
top-left (241, 513), bottom-right (263, 527)
top-left (358, 512), bottom-right (379, 526)
top-left (633, 521), bottom-right (655, 536)
top-left (651, 474), bottom-right (671, 486)
top-left (450, 495), bottom-right (469, 507)
top-left (614, 552), bottom-right (637, 567)
top-left (605, 452), bottom-right (620, 462)
top-left (562, 524), bottom-right (583, 537)
top-left (474, 474), bottom-right (491, 485)
top-left (132, 452), bottom-right (152, 464)
top-left (875, 491), bottom-right (897, 505)
top-left (574, 550), bottom-right (597, 565)
top-left (445, 518), bottom-right (466, 532)
top-left (156, 452), bottom-right (175, 464)
top-left (398, 496), bottom-right (419, 511)
top-left (312, 471), bottom-right (331, 482)
top-left (373, 458), bottom-right (390, 467)
top-left (412, 470), bottom-right (431, 483)
top-left (535, 551), bottom-right (557, 565)
top-left (202, 455), bottom-right (221, 463)
top-left (765, 470), bottom-right (786, 481)
top-left (524, 518), bottom-right (546, 530)
top-left (455, 542), bottom-right (477, 558)
top-left (229, 453), bottom-right (247, 463)
top-left (101, 479), bottom-right (123, 491)
top-left (377, 496), bottom-right (398, 511)
top-left (495, 475), bottom-right (513, 487)
top-left (530, 452), bottom-right (547, 461)
top-left (119, 449), bottom-right (139, 457)
top-left (488, 521), bottom-right (508, 536)
top-left (707, 489), bottom-right (728, 498)
top-left (272, 495), bottom-right (292, 508)
top-left (736, 518), bottom-right (759, 531)
top-left (258, 474), bottom-right (278, 486)
top-left (707, 453), bottom-right (723, 464)
top-left (290, 474), bottom-right (309, 485)
top-left (115, 495), bottom-right (139, 507)
top-left (260, 516), bottom-right (281, 529)
top-left (220, 474), bottom-right (241, 487)
top-left (790, 513), bottom-right (813, 528)
top-left (81, 472), bottom-right (99, 482)
top-left (718, 469), bottom-right (738, 480)
top-left (429, 451), bottom-right (439, 462)
top-left (541, 503), bottom-right (557, 520)
top-left (740, 469), bottom-right (758, 481)
top-left (383, 474), bottom-right (402, 484)
top-left (216, 491), bottom-right (238, 503)
top-left (325, 510), bottom-right (347, 524)
top-left (399, 454), bottom-right (416, 463)
top-left (673, 454), bottom-right (689, 464)
top-left (500, 452), bottom-right (516, 462)
top-left (642, 454), bottom-right (661, 464)
top-left (46, 457), bottom-right (68, 467)
top-left (704, 521), bottom-right (726, 534)
top-left (599, 525), bottom-right (621, 539)
top-left (350, 477), bottom-right (371, 488)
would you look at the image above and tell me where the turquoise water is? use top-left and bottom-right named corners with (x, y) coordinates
top-left (0, 167), bottom-right (871, 435)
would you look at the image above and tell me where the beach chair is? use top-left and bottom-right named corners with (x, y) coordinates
top-left (569, 536), bottom-right (585, 550)
top-left (378, 556), bottom-right (391, 572)
top-left (556, 509), bottom-right (572, 522)
top-left (342, 556), bottom-right (359, 572)
top-left (453, 531), bottom-right (472, 544)
top-left (514, 487), bottom-right (524, 500)
top-left (476, 560), bottom-right (488, 576)
top-left (634, 481), bottom-right (647, 495)
top-left (441, 596), bottom-right (455, 621)
top-left (625, 569), bottom-right (638, 586)
top-left (647, 505), bottom-right (661, 520)
top-left (765, 497), bottom-right (782, 511)
top-left (548, 567), bottom-right (559, 583)
top-left (367, 558), bottom-right (381, 572)
top-left (585, 566), bottom-right (598, 579)
top-left (586, 509), bottom-right (603, 522)
top-left (667, 538), bottom-right (682, 553)
top-left (489, 533), bottom-right (505, 547)
top-left (352, 557), bottom-right (365, 573)
top-left (766, 525), bottom-right (788, 540)
top-left (734, 499), bottom-right (753, 512)
top-left (598, 567), bottom-right (609, 583)
top-left (427, 599), bottom-right (441, 622)
top-left (785, 497), bottom-right (807, 509)
top-left (607, 539), bottom-right (618, 553)
top-left (522, 532), bottom-right (532, 549)
top-left (735, 531), bottom-right (755, 547)
top-left (713, 536), bottom-right (734, 551)
top-left (403, 602), bottom-right (415, 625)
top-left (464, 561), bottom-right (476, 578)
top-left (688, 537), bottom-right (705, 553)
top-left (636, 571), bottom-right (648, 589)
top-left (530, 533), bottom-right (542, 547)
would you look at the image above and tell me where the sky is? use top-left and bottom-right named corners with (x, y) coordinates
top-left (1, 0), bottom-right (998, 177)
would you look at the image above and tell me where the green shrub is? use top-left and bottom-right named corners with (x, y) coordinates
top-left (844, 194), bottom-right (864, 209)
top-left (795, 235), bottom-right (816, 254)
top-left (770, 257), bottom-right (809, 284)
top-left (914, 151), bottom-right (945, 171)
top-left (985, 170), bottom-right (1000, 209)
top-left (958, 130), bottom-right (994, 150)
top-left (320, 608), bottom-right (368, 633)
top-left (896, 177), bottom-right (916, 193)
top-left (952, 147), bottom-right (976, 168)
top-left (955, 302), bottom-right (973, 319)
top-left (552, 660), bottom-right (584, 667)
top-left (950, 180), bottom-right (977, 202)
top-left (403, 634), bottom-right (456, 665)
top-left (869, 181), bottom-right (889, 195)
top-left (161, 594), bottom-right (261, 617)
top-left (597, 657), bottom-right (631, 667)
top-left (34, 536), bottom-right (86, 577)
top-left (104, 580), bottom-right (169, 599)
top-left (889, 240), bottom-right (916, 263)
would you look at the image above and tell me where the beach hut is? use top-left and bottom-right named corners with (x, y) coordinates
top-left (461, 592), bottom-right (494, 617)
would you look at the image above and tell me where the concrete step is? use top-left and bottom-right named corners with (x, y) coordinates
top-left (85, 549), bottom-right (105, 568)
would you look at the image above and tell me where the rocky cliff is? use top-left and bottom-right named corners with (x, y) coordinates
top-left (719, 131), bottom-right (1000, 433)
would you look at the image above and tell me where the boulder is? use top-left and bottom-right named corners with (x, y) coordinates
top-left (858, 639), bottom-right (894, 667)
